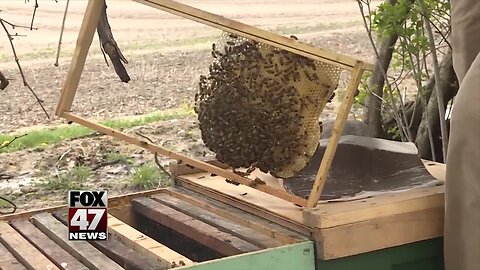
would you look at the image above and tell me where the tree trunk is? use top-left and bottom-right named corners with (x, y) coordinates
top-left (362, 0), bottom-right (416, 138)
top-left (362, 31), bottom-right (398, 138)
top-left (415, 50), bottom-right (457, 162)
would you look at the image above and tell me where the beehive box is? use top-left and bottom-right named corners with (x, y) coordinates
top-left (170, 159), bottom-right (446, 270)
top-left (0, 160), bottom-right (445, 270)
top-left (0, 187), bottom-right (314, 270)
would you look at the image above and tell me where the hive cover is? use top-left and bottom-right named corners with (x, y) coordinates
top-left (194, 32), bottom-right (341, 178)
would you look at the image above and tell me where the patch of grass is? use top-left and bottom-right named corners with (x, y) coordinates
top-left (272, 20), bottom-right (361, 35)
top-left (0, 198), bottom-right (12, 209)
top-left (130, 163), bottom-right (170, 190)
top-left (36, 165), bottom-right (93, 191)
top-left (106, 152), bottom-right (133, 164)
top-left (37, 174), bottom-right (84, 191)
top-left (0, 105), bottom-right (195, 153)
top-left (73, 165), bottom-right (93, 182)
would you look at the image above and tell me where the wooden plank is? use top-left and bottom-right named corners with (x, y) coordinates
top-left (306, 62), bottom-right (365, 208)
top-left (174, 241), bottom-right (315, 270)
top-left (9, 219), bottom-right (88, 270)
top-left (52, 211), bottom-right (167, 270)
top-left (62, 112), bottom-right (307, 207)
top-left (315, 207), bottom-right (444, 260)
top-left (169, 159), bottom-right (229, 176)
top-left (0, 222), bottom-right (59, 270)
top-left (30, 213), bottom-right (124, 270)
top-left (55, 0), bottom-right (105, 115)
top-left (176, 174), bottom-right (311, 235)
top-left (107, 214), bottom-right (193, 266)
top-left (0, 242), bottom-right (26, 270)
top-left (152, 193), bottom-right (285, 248)
top-left (303, 185), bottom-right (444, 229)
top-left (132, 197), bottom-right (261, 256)
top-left (162, 188), bottom-right (307, 244)
top-left (132, 0), bottom-right (373, 71)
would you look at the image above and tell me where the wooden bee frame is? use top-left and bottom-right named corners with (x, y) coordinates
top-left (55, 0), bottom-right (373, 208)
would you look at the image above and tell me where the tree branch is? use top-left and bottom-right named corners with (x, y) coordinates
top-left (418, 0), bottom-right (449, 161)
top-left (54, 0), bottom-right (70, 67)
top-left (30, 0), bottom-right (39, 30)
top-left (0, 19), bottom-right (50, 118)
top-left (0, 134), bottom-right (27, 150)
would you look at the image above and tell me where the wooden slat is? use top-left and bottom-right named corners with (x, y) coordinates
top-left (132, 0), bottom-right (373, 71)
top-left (169, 159), bottom-right (229, 176)
top-left (55, 0), bottom-right (105, 115)
top-left (306, 62), bottom-right (365, 208)
top-left (0, 222), bottom-right (59, 270)
top-left (107, 214), bottom-right (193, 266)
top-left (316, 207), bottom-right (444, 260)
top-left (52, 211), bottom-right (167, 270)
top-left (9, 219), bottom-right (88, 270)
top-left (0, 242), bottom-right (26, 270)
top-left (62, 112), bottom-right (307, 207)
top-left (303, 185), bottom-right (444, 229)
top-left (152, 193), bottom-right (284, 248)
top-left (30, 213), bottom-right (124, 270)
top-left (132, 197), bottom-right (261, 256)
top-left (162, 188), bottom-right (307, 244)
top-left (176, 174), bottom-right (311, 235)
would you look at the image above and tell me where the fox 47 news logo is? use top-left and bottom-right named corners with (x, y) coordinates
top-left (68, 190), bottom-right (108, 241)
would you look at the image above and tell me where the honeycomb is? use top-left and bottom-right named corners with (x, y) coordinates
top-left (194, 32), bottom-right (341, 178)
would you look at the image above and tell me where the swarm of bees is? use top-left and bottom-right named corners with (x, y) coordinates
top-left (194, 32), bottom-right (341, 178)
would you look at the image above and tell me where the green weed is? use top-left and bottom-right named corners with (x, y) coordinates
top-left (130, 163), bottom-right (170, 190)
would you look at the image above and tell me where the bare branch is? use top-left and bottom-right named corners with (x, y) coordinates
top-left (134, 132), bottom-right (172, 180)
top-left (30, 0), bottom-right (39, 30)
top-left (55, 0), bottom-right (70, 67)
top-left (0, 19), bottom-right (50, 118)
top-left (0, 134), bottom-right (27, 150)
top-left (0, 18), bottom-right (37, 30)
top-left (0, 196), bottom-right (17, 215)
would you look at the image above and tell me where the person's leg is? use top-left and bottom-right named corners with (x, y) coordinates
top-left (444, 40), bottom-right (480, 270)
top-left (445, 1), bottom-right (480, 269)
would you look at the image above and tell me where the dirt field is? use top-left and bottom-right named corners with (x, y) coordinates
top-left (0, 0), bottom-right (380, 213)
